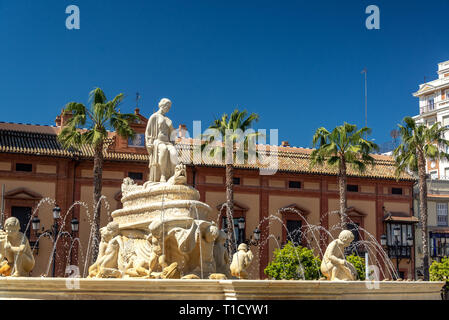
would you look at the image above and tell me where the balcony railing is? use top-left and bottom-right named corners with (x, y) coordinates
top-left (386, 245), bottom-right (412, 258)
top-left (420, 103), bottom-right (435, 114)
top-left (431, 244), bottom-right (449, 258)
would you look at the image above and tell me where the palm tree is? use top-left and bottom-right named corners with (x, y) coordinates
top-left (201, 109), bottom-right (260, 250)
top-left (393, 116), bottom-right (449, 281)
top-left (311, 122), bottom-right (379, 226)
top-left (58, 88), bottom-right (138, 262)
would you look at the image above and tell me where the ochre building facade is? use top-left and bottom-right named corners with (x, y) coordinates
top-left (0, 110), bottom-right (416, 279)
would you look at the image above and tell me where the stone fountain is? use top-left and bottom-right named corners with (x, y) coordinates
top-left (0, 98), bottom-right (444, 300)
top-left (87, 163), bottom-right (225, 279)
top-left (85, 98), bottom-right (238, 280)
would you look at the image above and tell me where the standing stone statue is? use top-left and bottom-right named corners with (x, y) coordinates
top-left (320, 230), bottom-right (358, 281)
top-left (145, 98), bottom-right (178, 183)
top-left (0, 217), bottom-right (35, 277)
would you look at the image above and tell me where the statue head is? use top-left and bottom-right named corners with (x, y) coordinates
top-left (338, 230), bottom-right (354, 246)
top-left (158, 98), bottom-right (172, 115)
top-left (204, 225), bottom-right (219, 243)
top-left (4, 217), bottom-right (21, 237)
top-left (237, 243), bottom-right (248, 252)
top-left (102, 222), bottom-right (119, 241)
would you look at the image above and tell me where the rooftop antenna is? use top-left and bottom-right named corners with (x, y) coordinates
top-left (361, 68), bottom-right (368, 132)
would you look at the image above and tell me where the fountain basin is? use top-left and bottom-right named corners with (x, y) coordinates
top-left (0, 278), bottom-right (444, 300)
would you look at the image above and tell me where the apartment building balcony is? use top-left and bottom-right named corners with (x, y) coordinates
top-left (419, 99), bottom-right (449, 115)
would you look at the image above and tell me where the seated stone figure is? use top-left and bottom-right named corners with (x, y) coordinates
top-left (321, 230), bottom-right (358, 281)
top-left (88, 222), bottom-right (121, 278)
top-left (230, 243), bottom-right (254, 279)
top-left (0, 217), bottom-right (35, 277)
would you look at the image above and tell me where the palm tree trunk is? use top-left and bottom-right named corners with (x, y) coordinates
top-left (417, 151), bottom-right (429, 280)
top-left (339, 156), bottom-right (348, 227)
top-left (225, 163), bottom-right (234, 254)
top-left (91, 141), bottom-right (104, 263)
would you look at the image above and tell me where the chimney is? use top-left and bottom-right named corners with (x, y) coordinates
top-left (178, 124), bottom-right (187, 138)
top-left (134, 107), bottom-right (140, 115)
top-left (55, 109), bottom-right (73, 127)
top-left (281, 141), bottom-right (290, 147)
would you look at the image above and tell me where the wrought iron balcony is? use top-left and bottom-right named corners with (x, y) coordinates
top-left (431, 244), bottom-right (449, 258)
top-left (385, 245), bottom-right (412, 258)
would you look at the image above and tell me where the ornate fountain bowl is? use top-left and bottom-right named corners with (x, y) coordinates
top-left (111, 183), bottom-right (212, 230)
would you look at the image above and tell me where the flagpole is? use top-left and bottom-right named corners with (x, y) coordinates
top-left (362, 68), bottom-right (368, 128)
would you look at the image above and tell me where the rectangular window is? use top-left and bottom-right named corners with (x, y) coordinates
top-left (430, 170), bottom-right (438, 180)
top-left (288, 181), bottom-right (301, 189)
top-left (347, 184), bottom-right (358, 192)
top-left (444, 168), bottom-right (449, 179)
top-left (15, 163), bottom-right (32, 172)
top-left (128, 172), bottom-right (143, 180)
top-left (443, 115), bottom-right (449, 128)
top-left (430, 233), bottom-right (449, 258)
top-left (391, 187), bottom-right (403, 195)
top-left (437, 203), bottom-right (448, 226)
top-left (386, 223), bottom-right (412, 258)
top-left (233, 177), bottom-right (241, 185)
top-left (222, 217), bottom-right (244, 247)
top-left (428, 97), bottom-right (435, 111)
top-left (345, 222), bottom-right (361, 255)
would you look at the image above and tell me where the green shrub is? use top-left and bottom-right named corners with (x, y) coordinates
top-left (346, 253), bottom-right (365, 280)
top-left (264, 242), bottom-right (321, 280)
top-left (430, 257), bottom-right (449, 283)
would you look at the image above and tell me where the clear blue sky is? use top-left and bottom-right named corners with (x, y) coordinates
top-left (0, 0), bottom-right (448, 148)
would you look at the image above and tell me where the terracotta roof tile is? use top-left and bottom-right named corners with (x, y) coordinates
top-left (175, 141), bottom-right (413, 180)
top-left (0, 127), bottom-right (415, 180)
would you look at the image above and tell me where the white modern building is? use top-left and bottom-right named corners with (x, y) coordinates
top-left (412, 60), bottom-right (449, 279)
top-left (413, 59), bottom-right (449, 179)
